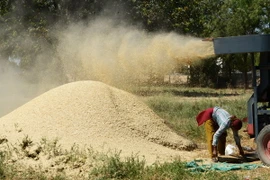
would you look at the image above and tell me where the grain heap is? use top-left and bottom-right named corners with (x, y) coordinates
top-left (0, 81), bottom-right (196, 164)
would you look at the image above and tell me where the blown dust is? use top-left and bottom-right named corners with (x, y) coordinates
top-left (0, 18), bottom-right (215, 177)
top-left (56, 19), bottom-right (214, 85)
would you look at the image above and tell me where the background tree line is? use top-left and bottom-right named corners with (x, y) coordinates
top-left (0, 0), bottom-right (269, 88)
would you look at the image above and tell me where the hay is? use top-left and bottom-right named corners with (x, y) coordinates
top-left (0, 81), bottom-right (197, 164)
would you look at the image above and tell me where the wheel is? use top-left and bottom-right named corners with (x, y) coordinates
top-left (256, 125), bottom-right (270, 165)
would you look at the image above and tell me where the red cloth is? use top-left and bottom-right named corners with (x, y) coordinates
top-left (231, 119), bottom-right (242, 130)
top-left (196, 108), bottom-right (214, 126)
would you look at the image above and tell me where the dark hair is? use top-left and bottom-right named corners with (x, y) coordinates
top-left (231, 119), bottom-right (242, 130)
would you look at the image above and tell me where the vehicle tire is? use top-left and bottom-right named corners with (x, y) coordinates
top-left (256, 125), bottom-right (270, 165)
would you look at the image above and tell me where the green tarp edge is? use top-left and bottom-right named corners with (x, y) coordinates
top-left (185, 160), bottom-right (262, 172)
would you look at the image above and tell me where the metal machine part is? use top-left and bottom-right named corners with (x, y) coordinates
top-left (211, 34), bottom-right (270, 165)
top-left (213, 34), bottom-right (270, 54)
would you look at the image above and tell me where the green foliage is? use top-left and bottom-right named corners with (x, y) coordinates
top-left (0, 0), bottom-right (269, 87)
top-left (189, 58), bottom-right (220, 87)
top-left (130, 0), bottom-right (216, 35)
top-left (191, 0), bottom-right (268, 88)
top-left (40, 138), bottom-right (63, 157)
top-left (147, 160), bottom-right (240, 180)
top-left (62, 144), bottom-right (87, 168)
top-left (148, 160), bottom-right (193, 179)
top-left (89, 153), bottom-right (242, 180)
top-left (0, 152), bottom-right (6, 179)
top-left (0, 151), bottom-right (66, 179)
top-left (90, 153), bottom-right (146, 179)
top-left (0, 0), bottom-right (11, 16)
top-left (210, 0), bottom-right (266, 36)
top-left (20, 135), bottom-right (33, 150)
top-left (0, 151), bottom-right (247, 179)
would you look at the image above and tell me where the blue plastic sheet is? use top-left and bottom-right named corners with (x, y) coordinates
top-left (185, 160), bottom-right (261, 172)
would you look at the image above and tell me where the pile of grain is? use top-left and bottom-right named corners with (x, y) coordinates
top-left (0, 81), bottom-right (196, 164)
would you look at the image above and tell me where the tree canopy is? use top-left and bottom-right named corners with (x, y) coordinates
top-left (0, 0), bottom-right (269, 87)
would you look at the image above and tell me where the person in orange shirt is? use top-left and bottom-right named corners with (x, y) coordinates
top-left (196, 106), bottom-right (244, 162)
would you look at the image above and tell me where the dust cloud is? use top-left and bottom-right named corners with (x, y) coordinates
top-left (56, 17), bottom-right (214, 86)
top-left (0, 17), bottom-right (214, 117)
top-left (0, 61), bottom-right (37, 117)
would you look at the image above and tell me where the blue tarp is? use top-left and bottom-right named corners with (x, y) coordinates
top-left (185, 160), bottom-right (262, 172)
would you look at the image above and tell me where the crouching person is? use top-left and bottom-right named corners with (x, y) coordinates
top-left (196, 106), bottom-right (245, 162)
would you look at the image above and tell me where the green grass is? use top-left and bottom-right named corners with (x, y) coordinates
top-left (0, 152), bottom-right (246, 180)
top-left (89, 156), bottom-right (241, 180)
top-left (90, 153), bottom-right (146, 179)
top-left (139, 86), bottom-right (250, 142)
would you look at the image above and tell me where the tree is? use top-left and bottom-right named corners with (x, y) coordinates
top-left (201, 0), bottom-right (268, 88)
top-left (130, 0), bottom-right (219, 36)
top-left (1, 0), bottom-right (268, 88)
top-left (189, 58), bottom-right (220, 87)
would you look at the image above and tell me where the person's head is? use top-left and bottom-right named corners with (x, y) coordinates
top-left (230, 118), bottom-right (242, 131)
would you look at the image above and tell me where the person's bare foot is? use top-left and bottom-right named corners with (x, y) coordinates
top-left (212, 157), bottom-right (218, 162)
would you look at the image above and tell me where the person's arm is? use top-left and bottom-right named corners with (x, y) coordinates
top-left (212, 145), bottom-right (218, 160)
top-left (212, 125), bottom-right (227, 157)
top-left (232, 130), bottom-right (245, 156)
top-left (212, 126), bottom-right (226, 146)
